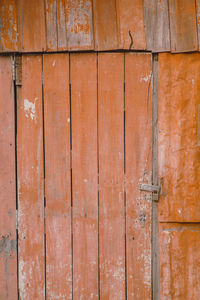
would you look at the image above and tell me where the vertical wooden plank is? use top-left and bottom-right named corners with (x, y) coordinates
top-left (0, 0), bottom-right (18, 51)
top-left (18, 55), bottom-right (45, 299)
top-left (93, 0), bottom-right (118, 50)
top-left (143, 0), bottom-right (156, 50)
top-left (57, 0), bottom-right (67, 50)
top-left (98, 53), bottom-right (125, 299)
top-left (158, 53), bottom-right (200, 222)
top-left (18, 0), bottom-right (46, 52)
top-left (125, 53), bottom-right (152, 299)
top-left (65, 0), bottom-right (94, 50)
top-left (71, 53), bottom-right (98, 299)
top-left (143, 0), bottom-right (170, 52)
top-left (0, 56), bottom-right (17, 300)
top-left (116, 0), bottom-right (146, 50)
top-left (45, 0), bottom-right (58, 51)
top-left (43, 54), bottom-right (72, 299)
top-left (159, 223), bottom-right (200, 299)
top-left (169, 0), bottom-right (198, 52)
top-left (153, 0), bottom-right (170, 52)
top-left (152, 53), bottom-right (160, 300)
top-left (196, 0), bottom-right (200, 50)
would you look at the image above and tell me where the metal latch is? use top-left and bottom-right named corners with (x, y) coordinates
top-left (139, 183), bottom-right (160, 202)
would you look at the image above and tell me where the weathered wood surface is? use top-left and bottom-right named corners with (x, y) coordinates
top-left (125, 52), bottom-right (152, 299)
top-left (43, 54), bottom-right (72, 299)
top-left (0, 0), bottom-right (18, 51)
top-left (169, 0), bottom-right (198, 52)
top-left (18, 55), bottom-right (45, 299)
top-left (1, 0), bottom-right (200, 52)
top-left (117, 0), bottom-right (146, 50)
top-left (2, 51), bottom-right (200, 300)
top-left (93, 0), bottom-right (118, 50)
top-left (17, 0), bottom-right (46, 52)
top-left (159, 223), bottom-right (200, 299)
top-left (45, 0), bottom-right (58, 51)
top-left (0, 56), bottom-right (17, 300)
top-left (65, 0), bottom-right (94, 50)
top-left (157, 51), bottom-right (200, 297)
top-left (158, 53), bottom-right (200, 222)
top-left (71, 53), bottom-right (98, 299)
top-left (98, 53), bottom-right (125, 299)
top-left (153, 0), bottom-right (170, 52)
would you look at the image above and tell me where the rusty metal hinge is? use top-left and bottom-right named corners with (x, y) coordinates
top-left (15, 56), bottom-right (22, 86)
top-left (12, 55), bottom-right (22, 85)
top-left (12, 57), bottom-right (15, 81)
top-left (139, 183), bottom-right (160, 202)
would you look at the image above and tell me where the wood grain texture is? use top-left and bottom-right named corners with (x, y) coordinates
top-left (143, 0), bottom-right (170, 52)
top-left (18, 0), bottom-right (46, 51)
top-left (152, 53), bottom-right (160, 300)
top-left (57, 0), bottom-right (67, 50)
top-left (125, 53), bottom-right (152, 299)
top-left (196, 0), bottom-right (200, 51)
top-left (158, 53), bottom-right (200, 222)
top-left (169, 0), bottom-right (198, 52)
top-left (98, 53), bottom-right (125, 299)
top-left (71, 53), bottom-right (98, 299)
top-left (159, 223), bottom-right (200, 299)
top-left (45, 0), bottom-right (58, 51)
top-left (0, 0), bottom-right (18, 51)
top-left (18, 55), bottom-right (45, 299)
top-left (116, 0), bottom-right (146, 50)
top-left (0, 56), bottom-right (17, 300)
top-left (153, 0), bottom-right (170, 52)
top-left (43, 54), bottom-right (72, 299)
top-left (143, 0), bottom-right (156, 50)
top-left (93, 0), bottom-right (118, 50)
top-left (65, 0), bottom-right (94, 50)
top-left (1, 1), bottom-right (200, 52)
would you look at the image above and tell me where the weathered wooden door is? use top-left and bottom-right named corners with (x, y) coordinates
top-left (0, 52), bottom-right (153, 299)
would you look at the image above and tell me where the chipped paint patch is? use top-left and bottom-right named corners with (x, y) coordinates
top-left (24, 98), bottom-right (38, 120)
top-left (140, 73), bottom-right (152, 82)
top-left (19, 259), bottom-right (27, 300)
top-left (0, 235), bottom-right (16, 257)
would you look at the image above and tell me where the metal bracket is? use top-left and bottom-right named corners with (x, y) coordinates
top-left (139, 183), bottom-right (160, 202)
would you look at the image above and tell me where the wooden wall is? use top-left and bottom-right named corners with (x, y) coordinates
top-left (0, 53), bottom-right (152, 299)
top-left (1, 0), bottom-right (200, 53)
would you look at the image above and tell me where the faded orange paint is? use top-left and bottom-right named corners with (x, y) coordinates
top-left (45, 0), bottom-right (58, 51)
top-left (65, 0), bottom-right (94, 50)
top-left (98, 53), bottom-right (125, 299)
top-left (158, 53), bottom-right (200, 222)
top-left (117, 0), bottom-right (146, 50)
top-left (57, 0), bottom-right (67, 50)
top-left (125, 53), bottom-right (152, 299)
top-left (159, 223), bottom-right (200, 299)
top-left (43, 54), bottom-right (72, 299)
top-left (93, 0), bottom-right (118, 50)
top-left (18, 0), bottom-right (46, 51)
top-left (18, 55), bottom-right (45, 299)
top-left (0, 56), bottom-right (17, 300)
top-left (1, 1), bottom-right (200, 52)
top-left (0, 0), bottom-right (18, 51)
top-left (169, 0), bottom-right (198, 52)
top-left (71, 53), bottom-right (98, 299)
